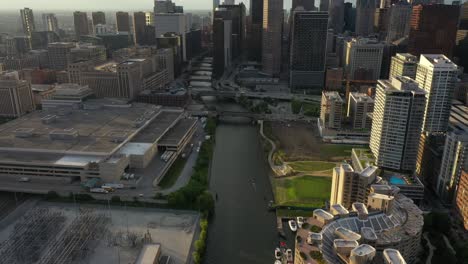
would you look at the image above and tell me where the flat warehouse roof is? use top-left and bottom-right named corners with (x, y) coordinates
top-left (159, 118), bottom-right (197, 146)
top-left (131, 111), bottom-right (182, 143)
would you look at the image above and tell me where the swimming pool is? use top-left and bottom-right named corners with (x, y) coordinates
top-left (389, 176), bottom-right (406, 185)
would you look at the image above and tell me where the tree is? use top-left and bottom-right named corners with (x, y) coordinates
top-left (197, 192), bottom-right (215, 216)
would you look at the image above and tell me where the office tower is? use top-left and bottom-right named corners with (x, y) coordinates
top-left (347, 92), bottom-right (374, 130)
top-left (5, 36), bottom-right (31, 58)
top-left (408, 4), bottom-right (460, 57)
top-left (213, 9), bottom-right (233, 78)
top-left (344, 38), bottom-right (384, 81)
top-left (355, 0), bottom-right (375, 36)
top-left (380, 43), bottom-right (396, 79)
top-left (213, 0), bottom-right (220, 14)
top-left (92, 11), bottom-right (106, 26)
top-left (47, 42), bottom-right (76, 70)
top-left (370, 76), bottom-right (427, 171)
top-left (416, 55), bottom-right (458, 133)
top-left (330, 164), bottom-right (378, 208)
top-left (329, 0), bottom-right (345, 33)
top-left (145, 12), bottom-right (155, 26)
top-left (290, 11), bottom-right (328, 91)
top-left (219, 4), bottom-right (247, 59)
top-left (386, 2), bottom-right (411, 43)
top-left (133, 12), bottom-right (146, 45)
top-left (117, 61), bottom-right (143, 99)
top-left (319, 0), bottom-right (329, 11)
top-left (249, 0), bottom-right (264, 61)
top-left (326, 68), bottom-right (343, 90)
top-left (42, 13), bottom-right (59, 33)
top-left (224, 0), bottom-right (235, 4)
top-left (154, 13), bottom-right (187, 60)
top-left (373, 8), bottom-right (388, 40)
top-left (73, 11), bottom-right (89, 39)
top-left (456, 170), bottom-right (468, 230)
top-left (460, 2), bottom-right (468, 30)
top-left (344, 2), bottom-right (356, 32)
top-left (437, 131), bottom-right (468, 202)
top-left (389, 53), bottom-right (417, 79)
top-left (156, 48), bottom-right (175, 82)
top-left (262, 0), bottom-right (283, 76)
top-left (116, 12), bottom-right (130, 32)
top-left (20, 8), bottom-right (36, 38)
top-left (292, 0), bottom-right (315, 10)
top-left (31, 31), bottom-right (60, 50)
top-left (320, 91), bottom-right (343, 129)
top-left (0, 72), bottom-right (35, 118)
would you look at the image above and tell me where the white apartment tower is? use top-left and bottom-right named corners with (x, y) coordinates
top-left (389, 53), bottom-right (417, 80)
top-left (320, 91), bottom-right (344, 129)
top-left (416, 54), bottom-right (458, 134)
top-left (370, 76), bottom-right (427, 171)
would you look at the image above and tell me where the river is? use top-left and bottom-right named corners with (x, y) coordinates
top-left (203, 104), bottom-right (280, 264)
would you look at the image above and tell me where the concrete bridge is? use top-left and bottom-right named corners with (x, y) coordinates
top-left (189, 110), bottom-right (316, 122)
top-left (192, 89), bottom-right (321, 103)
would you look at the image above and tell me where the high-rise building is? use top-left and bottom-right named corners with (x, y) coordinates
top-left (456, 170), bottom-right (468, 230)
top-left (320, 91), bottom-right (343, 129)
top-left (292, 0), bottom-right (315, 10)
top-left (437, 131), bottom-right (468, 202)
top-left (330, 164), bottom-right (378, 208)
top-left (389, 53), bottom-right (417, 79)
top-left (408, 4), bottom-right (460, 57)
top-left (329, 0), bottom-right (345, 33)
top-left (0, 72), bottom-right (35, 118)
top-left (213, 8), bottom-right (233, 78)
top-left (347, 92), bottom-right (374, 130)
top-left (416, 54), bottom-right (458, 133)
top-left (47, 42), bottom-right (76, 70)
top-left (133, 12), bottom-right (146, 46)
top-left (117, 60), bottom-right (144, 99)
top-left (386, 2), bottom-right (411, 43)
top-left (92, 11), bottom-right (106, 26)
top-left (116, 12), bottom-right (130, 32)
top-left (344, 37), bottom-right (384, 81)
top-left (262, 0), bottom-right (283, 76)
top-left (73, 11), bottom-right (89, 39)
top-left (344, 3), bottom-right (356, 32)
top-left (42, 13), bottom-right (59, 33)
top-left (373, 8), bottom-right (388, 40)
top-left (319, 0), bottom-right (329, 11)
top-left (290, 11), bottom-right (328, 92)
top-left (20, 8), bottom-right (36, 38)
top-left (248, 0), bottom-right (264, 62)
top-left (155, 0), bottom-right (177, 13)
top-left (154, 13), bottom-right (188, 60)
top-left (145, 12), bottom-right (155, 26)
top-left (370, 76), bottom-right (427, 171)
top-left (460, 2), bottom-right (468, 30)
top-left (218, 4), bottom-right (247, 59)
top-left (355, 0), bottom-right (375, 36)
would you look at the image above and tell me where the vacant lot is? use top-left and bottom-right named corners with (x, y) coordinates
top-left (275, 176), bottom-right (332, 208)
top-left (269, 121), bottom-right (361, 161)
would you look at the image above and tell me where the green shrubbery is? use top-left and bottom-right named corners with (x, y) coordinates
top-left (192, 218), bottom-right (209, 264)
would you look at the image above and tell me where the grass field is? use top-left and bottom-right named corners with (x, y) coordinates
top-left (288, 161), bottom-right (336, 173)
top-left (319, 144), bottom-right (357, 160)
top-left (158, 158), bottom-right (187, 189)
top-left (275, 176), bottom-right (331, 208)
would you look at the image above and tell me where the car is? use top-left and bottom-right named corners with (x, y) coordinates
top-left (139, 194), bottom-right (144, 197)
top-left (18, 177), bottom-right (30, 182)
top-left (288, 220), bottom-right (297, 232)
top-left (274, 248), bottom-right (282, 259)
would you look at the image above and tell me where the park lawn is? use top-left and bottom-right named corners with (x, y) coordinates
top-left (275, 176), bottom-right (332, 208)
top-left (158, 158), bottom-right (187, 189)
top-left (289, 161), bottom-right (336, 173)
top-left (319, 144), bottom-right (360, 160)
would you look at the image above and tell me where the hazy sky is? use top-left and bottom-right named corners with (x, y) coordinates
top-left (0, 0), bottom-right (296, 11)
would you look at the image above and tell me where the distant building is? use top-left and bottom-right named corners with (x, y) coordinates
top-left (386, 2), bottom-right (411, 43)
top-left (320, 91), bottom-right (343, 129)
top-left (408, 4), bottom-right (460, 57)
top-left (290, 11), bottom-right (328, 92)
top-left (213, 12), bottom-right (232, 79)
top-left (20, 8), bottom-right (36, 38)
top-left (347, 92), bottom-right (374, 130)
top-left (456, 170), bottom-right (468, 230)
top-left (154, 13), bottom-right (188, 61)
top-left (370, 76), bottom-right (426, 172)
top-left (248, 0), bottom-right (264, 62)
top-left (416, 54), bottom-right (458, 133)
top-left (344, 37), bottom-right (384, 81)
top-left (389, 53), bottom-right (417, 79)
top-left (42, 13), bottom-right (59, 33)
top-left (0, 72), bottom-right (35, 117)
top-left (92, 11), bottom-right (106, 26)
top-left (262, 0), bottom-right (283, 76)
top-left (325, 68), bottom-right (343, 91)
top-left (329, 0), bottom-right (345, 33)
top-left (355, 0), bottom-right (375, 36)
top-left (292, 0), bottom-right (315, 10)
top-left (73, 11), bottom-right (89, 39)
top-left (137, 89), bottom-right (189, 107)
top-left (133, 12), bottom-right (146, 46)
top-left (116, 12), bottom-right (130, 33)
top-left (344, 2), bottom-right (356, 32)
